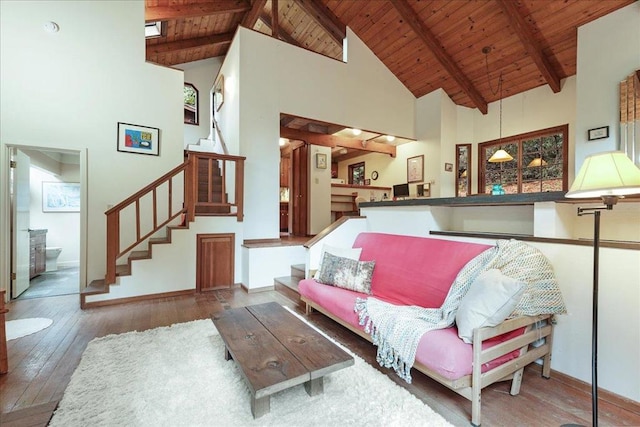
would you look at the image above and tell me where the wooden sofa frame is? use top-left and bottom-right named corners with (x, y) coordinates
top-left (302, 296), bottom-right (555, 427)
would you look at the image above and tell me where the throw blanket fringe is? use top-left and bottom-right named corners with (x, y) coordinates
top-left (355, 239), bottom-right (564, 383)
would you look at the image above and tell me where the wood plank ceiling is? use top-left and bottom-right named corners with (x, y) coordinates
top-left (146, 0), bottom-right (634, 161)
top-left (145, 0), bottom-right (634, 115)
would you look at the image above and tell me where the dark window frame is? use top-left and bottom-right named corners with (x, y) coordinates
top-left (348, 161), bottom-right (365, 185)
top-left (478, 124), bottom-right (569, 194)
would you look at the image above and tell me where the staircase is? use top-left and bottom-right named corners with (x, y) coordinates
top-left (81, 151), bottom-right (245, 309)
top-left (274, 263), bottom-right (305, 302)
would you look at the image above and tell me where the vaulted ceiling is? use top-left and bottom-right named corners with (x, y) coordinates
top-left (145, 0), bottom-right (634, 115)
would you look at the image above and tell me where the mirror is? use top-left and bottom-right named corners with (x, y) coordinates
top-left (184, 83), bottom-right (198, 125)
top-left (455, 144), bottom-right (471, 196)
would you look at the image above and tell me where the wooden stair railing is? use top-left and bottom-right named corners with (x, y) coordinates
top-left (104, 152), bottom-right (245, 285)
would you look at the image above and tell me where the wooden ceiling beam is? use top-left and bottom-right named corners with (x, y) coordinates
top-left (281, 127), bottom-right (396, 157)
top-left (293, 0), bottom-right (346, 46)
top-left (241, 0), bottom-right (267, 28)
top-left (258, 13), bottom-right (301, 47)
top-left (146, 32), bottom-right (234, 56)
top-left (496, 0), bottom-right (561, 93)
top-left (392, 0), bottom-right (488, 114)
top-left (146, 0), bottom-right (250, 22)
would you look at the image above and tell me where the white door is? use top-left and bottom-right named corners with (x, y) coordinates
top-left (11, 149), bottom-right (30, 298)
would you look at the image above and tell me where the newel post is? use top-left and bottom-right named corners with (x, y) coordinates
top-left (235, 157), bottom-right (244, 222)
top-left (184, 154), bottom-right (195, 223)
top-left (105, 211), bottom-right (119, 284)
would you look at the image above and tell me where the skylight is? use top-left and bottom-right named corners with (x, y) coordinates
top-left (145, 21), bottom-right (163, 39)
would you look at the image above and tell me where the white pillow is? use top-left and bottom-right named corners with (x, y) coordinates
top-left (456, 269), bottom-right (526, 344)
top-left (313, 244), bottom-right (362, 280)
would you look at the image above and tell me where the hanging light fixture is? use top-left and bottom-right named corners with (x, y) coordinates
top-left (527, 157), bottom-right (548, 167)
top-left (484, 46), bottom-right (513, 164)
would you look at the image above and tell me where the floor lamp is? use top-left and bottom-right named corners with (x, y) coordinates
top-left (564, 151), bottom-right (640, 427)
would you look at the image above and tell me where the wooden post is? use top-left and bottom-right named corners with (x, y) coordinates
top-left (235, 158), bottom-right (244, 222)
top-left (105, 212), bottom-right (119, 284)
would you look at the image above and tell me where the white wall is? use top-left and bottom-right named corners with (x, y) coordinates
top-left (221, 27), bottom-right (415, 239)
top-left (460, 76), bottom-right (577, 192)
top-left (175, 57), bottom-right (224, 147)
top-left (576, 2), bottom-right (640, 168)
top-left (0, 0), bottom-right (185, 285)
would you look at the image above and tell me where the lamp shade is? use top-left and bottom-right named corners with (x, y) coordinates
top-left (488, 149), bottom-right (513, 163)
top-left (566, 151), bottom-right (640, 198)
top-left (527, 157), bottom-right (547, 167)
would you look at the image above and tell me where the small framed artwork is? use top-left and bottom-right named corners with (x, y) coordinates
top-left (407, 155), bottom-right (424, 183)
top-left (117, 122), bottom-right (160, 156)
top-left (214, 74), bottom-right (224, 112)
top-left (588, 126), bottom-right (609, 141)
top-left (444, 162), bottom-right (453, 172)
top-left (316, 153), bottom-right (327, 169)
top-left (42, 182), bottom-right (80, 212)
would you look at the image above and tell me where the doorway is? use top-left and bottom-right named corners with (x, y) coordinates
top-left (5, 145), bottom-right (86, 301)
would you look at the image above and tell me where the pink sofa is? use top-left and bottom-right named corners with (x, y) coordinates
top-left (299, 232), bottom-right (556, 426)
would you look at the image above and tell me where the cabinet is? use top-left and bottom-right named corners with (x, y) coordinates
top-left (280, 202), bottom-right (289, 232)
top-left (196, 233), bottom-right (234, 291)
top-left (29, 229), bottom-right (47, 279)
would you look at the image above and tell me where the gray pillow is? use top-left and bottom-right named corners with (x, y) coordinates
top-left (456, 269), bottom-right (526, 344)
top-left (316, 252), bottom-right (375, 294)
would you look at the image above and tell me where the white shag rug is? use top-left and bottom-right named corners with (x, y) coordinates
top-left (6, 317), bottom-right (53, 340)
top-left (50, 313), bottom-right (453, 427)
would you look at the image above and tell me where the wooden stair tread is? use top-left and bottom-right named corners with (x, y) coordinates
top-left (149, 237), bottom-right (169, 244)
top-left (128, 250), bottom-right (149, 260)
top-left (81, 280), bottom-right (107, 295)
top-left (274, 276), bottom-right (299, 293)
top-left (115, 265), bottom-right (130, 276)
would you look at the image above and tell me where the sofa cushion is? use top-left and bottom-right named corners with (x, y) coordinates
top-left (317, 252), bottom-right (375, 294)
top-left (352, 233), bottom-right (491, 307)
top-left (455, 269), bottom-right (526, 344)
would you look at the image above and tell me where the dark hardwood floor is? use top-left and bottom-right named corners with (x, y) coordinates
top-left (1, 289), bottom-right (639, 426)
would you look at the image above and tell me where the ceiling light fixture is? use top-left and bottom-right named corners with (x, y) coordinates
top-left (385, 135), bottom-right (395, 142)
top-left (527, 157), bottom-right (547, 167)
top-left (351, 128), bottom-right (362, 136)
top-left (279, 138), bottom-right (287, 146)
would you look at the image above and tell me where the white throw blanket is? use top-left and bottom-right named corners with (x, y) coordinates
top-left (354, 239), bottom-right (565, 383)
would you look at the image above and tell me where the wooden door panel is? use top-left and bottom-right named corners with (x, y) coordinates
top-left (196, 233), bottom-right (234, 292)
top-left (291, 144), bottom-right (308, 236)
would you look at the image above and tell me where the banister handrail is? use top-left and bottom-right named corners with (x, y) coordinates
top-left (105, 151), bottom-right (245, 285)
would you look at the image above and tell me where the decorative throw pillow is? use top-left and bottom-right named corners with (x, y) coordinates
top-left (313, 244), bottom-right (362, 280)
top-left (316, 252), bottom-right (375, 294)
top-left (456, 269), bottom-right (526, 344)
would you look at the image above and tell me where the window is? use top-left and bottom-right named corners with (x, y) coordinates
top-left (456, 144), bottom-right (471, 197)
top-left (184, 83), bottom-right (198, 125)
top-left (479, 125), bottom-right (568, 194)
top-left (348, 162), bottom-right (365, 185)
top-left (145, 21), bottom-right (165, 39)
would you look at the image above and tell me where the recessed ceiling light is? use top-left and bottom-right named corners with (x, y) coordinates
top-left (351, 128), bottom-right (362, 136)
top-left (43, 21), bottom-right (59, 33)
top-left (385, 135), bottom-right (395, 142)
top-left (279, 138), bottom-right (287, 146)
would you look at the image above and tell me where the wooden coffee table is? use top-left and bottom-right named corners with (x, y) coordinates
top-left (211, 302), bottom-right (354, 418)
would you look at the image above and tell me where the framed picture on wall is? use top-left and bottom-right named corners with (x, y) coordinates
top-left (407, 155), bottom-right (424, 183)
top-left (316, 153), bottom-right (327, 169)
top-left (42, 182), bottom-right (80, 212)
top-left (117, 122), bottom-right (160, 156)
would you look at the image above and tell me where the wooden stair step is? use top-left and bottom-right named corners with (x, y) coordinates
top-left (128, 250), bottom-right (149, 261)
top-left (274, 276), bottom-right (300, 303)
top-left (149, 237), bottom-right (169, 245)
top-left (291, 264), bottom-right (305, 281)
top-left (115, 264), bottom-right (130, 276)
top-left (80, 279), bottom-right (107, 296)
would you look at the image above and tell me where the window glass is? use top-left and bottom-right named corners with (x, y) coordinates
top-left (479, 125), bottom-right (568, 194)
